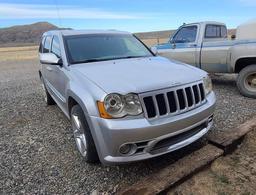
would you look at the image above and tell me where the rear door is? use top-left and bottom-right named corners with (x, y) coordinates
top-left (49, 35), bottom-right (67, 106)
top-left (40, 35), bottom-right (55, 88)
top-left (160, 25), bottom-right (200, 67)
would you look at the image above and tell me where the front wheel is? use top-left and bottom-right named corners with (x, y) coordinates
top-left (71, 105), bottom-right (99, 163)
top-left (237, 65), bottom-right (256, 98)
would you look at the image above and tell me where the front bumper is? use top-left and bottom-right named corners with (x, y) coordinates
top-left (89, 92), bottom-right (216, 165)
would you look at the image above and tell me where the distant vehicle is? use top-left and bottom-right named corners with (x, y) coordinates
top-left (155, 21), bottom-right (256, 98)
top-left (38, 30), bottom-right (215, 165)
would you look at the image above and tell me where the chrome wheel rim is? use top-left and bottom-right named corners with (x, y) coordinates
top-left (245, 72), bottom-right (256, 92)
top-left (72, 114), bottom-right (87, 157)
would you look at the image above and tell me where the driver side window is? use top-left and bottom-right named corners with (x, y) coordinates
top-left (172, 26), bottom-right (198, 43)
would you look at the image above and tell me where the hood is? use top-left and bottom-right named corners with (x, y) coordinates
top-left (71, 56), bottom-right (206, 94)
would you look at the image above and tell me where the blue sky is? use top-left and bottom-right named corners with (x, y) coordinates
top-left (1, 0), bottom-right (256, 32)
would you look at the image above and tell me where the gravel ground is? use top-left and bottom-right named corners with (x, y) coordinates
top-left (0, 57), bottom-right (256, 194)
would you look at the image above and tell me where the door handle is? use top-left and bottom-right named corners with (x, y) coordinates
top-left (188, 43), bottom-right (197, 47)
top-left (46, 66), bottom-right (53, 72)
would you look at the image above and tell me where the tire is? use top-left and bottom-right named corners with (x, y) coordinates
top-left (71, 105), bottom-right (99, 163)
top-left (237, 64), bottom-right (256, 98)
top-left (40, 77), bottom-right (56, 105)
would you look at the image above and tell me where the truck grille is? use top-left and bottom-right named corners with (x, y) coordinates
top-left (141, 82), bottom-right (206, 119)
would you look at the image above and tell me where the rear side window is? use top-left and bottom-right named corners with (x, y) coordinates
top-left (51, 36), bottom-right (61, 57)
top-left (205, 25), bottom-right (227, 38)
top-left (43, 36), bottom-right (52, 53)
top-left (173, 26), bottom-right (198, 43)
top-left (39, 36), bottom-right (46, 53)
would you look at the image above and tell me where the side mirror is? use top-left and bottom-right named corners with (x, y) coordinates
top-left (40, 53), bottom-right (62, 65)
top-left (231, 35), bottom-right (236, 40)
top-left (151, 46), bottom-right (158, 55)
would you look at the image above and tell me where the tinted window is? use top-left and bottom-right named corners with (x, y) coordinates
top-left (173, 26), bottom-right (197, 43)
top-left (39, 36), bottom-right (46, 53)
top-left (43, 36), bottom-right (52, 53)
top-left (65, 34), bottom-right (152, 64)
top-left (51, 36), bottom-right (61, 57)
top-left (221, 26), bottom-right (227, 38)
top-left (205, 25), bottom-right (227, 38)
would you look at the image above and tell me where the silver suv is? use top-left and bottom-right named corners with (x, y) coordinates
top-left (39, 30), bottom-right (216, 165)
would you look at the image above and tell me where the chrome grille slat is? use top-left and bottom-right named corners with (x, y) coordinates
top-left (141, 82), bottom-right (206, 119)
top-left (196, 85), bottom-right (202, 103)
top-left (163, 93), bottom-right (170, 114)
top-left (182, 88), bottom-right (188, 108)
top-left (152, 96), bottom-right (160, 117)
top-left (174, 90), bottom-right (180, 112)
top-left (190, 87), bottom-right (196, 106)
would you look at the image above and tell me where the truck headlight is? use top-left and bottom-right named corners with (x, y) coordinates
top-left (203, 75), bottom-right (213, 95)
top-left (97, 93), bottom-right (143, 119)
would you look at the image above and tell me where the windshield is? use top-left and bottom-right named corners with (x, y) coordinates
top-left (64, 34), bottom-right (153, 64)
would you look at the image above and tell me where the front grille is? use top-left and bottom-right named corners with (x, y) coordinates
top-left (141, 82), bottom-right (206, 119)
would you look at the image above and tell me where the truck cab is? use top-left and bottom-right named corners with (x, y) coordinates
top-left (156, 21), bottom-right (233, 73)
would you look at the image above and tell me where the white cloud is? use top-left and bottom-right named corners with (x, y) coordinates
top-left (0, 3), bottom-right (146, 19)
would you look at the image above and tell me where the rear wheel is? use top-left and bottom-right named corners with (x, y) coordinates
top-left (237, 65), bottom-right (256, 98)
top-left (71, 105), bottom-right (99, 163)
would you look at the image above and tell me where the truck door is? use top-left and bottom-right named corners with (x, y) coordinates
top-left (159, 25), bottom-right (199, 67)
top-left (200, 25), bottom-right (232, 73)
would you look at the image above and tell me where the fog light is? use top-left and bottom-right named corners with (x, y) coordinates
top-left (119, 143), bottom-right (136, 155)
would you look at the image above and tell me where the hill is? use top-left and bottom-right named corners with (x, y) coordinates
top-left (0, 22), bottom-right (59, 47)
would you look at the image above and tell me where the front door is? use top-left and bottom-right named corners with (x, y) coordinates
top-left (159, 25), bottom-right (199, 67)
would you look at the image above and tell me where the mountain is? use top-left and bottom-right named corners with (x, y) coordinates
top-left (0, 22), bottom-right (59, 47)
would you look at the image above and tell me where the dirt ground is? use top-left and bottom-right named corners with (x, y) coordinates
top-left (169, 128), bottom-right (256, 195)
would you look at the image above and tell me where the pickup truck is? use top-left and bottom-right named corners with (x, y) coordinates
top-left (154, 21), bottom-right (256, 98)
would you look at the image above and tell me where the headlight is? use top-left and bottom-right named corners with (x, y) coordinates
top-left (203, 75), bottom-right (213, 95)
top-left (123, 93), bottom-right (142, 116)
top-left (98, 93), bottom-right (143, 118)
top-left (104, 93), bottom-right (125, 118)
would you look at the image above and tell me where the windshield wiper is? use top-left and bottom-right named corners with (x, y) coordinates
top-left (72, 55), bottom-right (149, 64)
top-left (72, 58), bottom-right (108, 64)
top-left (111, 55), bottom-right (148, 60)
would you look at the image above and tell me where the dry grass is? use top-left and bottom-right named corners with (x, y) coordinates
top-left (0, 46), bottom-right (38, 61)
top-left (140, 38), bottom-right (169, 47)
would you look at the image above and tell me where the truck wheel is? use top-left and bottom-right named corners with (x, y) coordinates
top-left (237, 65), bottom-right (256, 98)
top-left (71, 105), bottom-right (99, 163)
top-left (40, 78), bottom-right (56, 105)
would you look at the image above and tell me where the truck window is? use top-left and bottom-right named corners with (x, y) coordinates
top-left (172, 26), bottom-right (197, 43)
top-left (205, 25), bottom-right (227, 38)
top-left (43, 36), bottom-right (52, 53)
top-left (51, 36), bottom-right (61, 57)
